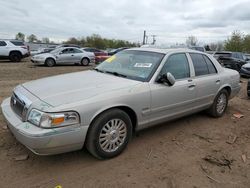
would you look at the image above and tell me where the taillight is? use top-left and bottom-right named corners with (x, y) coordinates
top-left (21, 46), bottom-right (27, 49)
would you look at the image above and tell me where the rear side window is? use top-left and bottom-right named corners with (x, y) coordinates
top-left (10, 41), bottom-right (24, 46)
top-left (190, 53), bottom-right (209, 76)
top-left (160, 53), bottom-right (190, 79)
top-left (202, 55), bottom-right (217, 74)
top-left (73, 48), bottom-right (83, 53)
top-left (0, 41), bottom-right (7, 46)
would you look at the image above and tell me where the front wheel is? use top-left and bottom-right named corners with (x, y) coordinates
top-left (86, 109), bottom-right (132, 159)
top-left (45, 58), bottom-right (55, 67)
top-left (207, 89), bottom-right (229, 117)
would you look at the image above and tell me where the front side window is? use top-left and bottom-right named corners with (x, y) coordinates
top-left (190, 53), bottom-right (209, 76)
top-left (160, 53), bottom-right (190, 80)
top-left (96, 50), bottom-right (165, 82)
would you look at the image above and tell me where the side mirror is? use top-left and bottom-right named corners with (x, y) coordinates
top-left (157, 72), bottom-right (176, 86)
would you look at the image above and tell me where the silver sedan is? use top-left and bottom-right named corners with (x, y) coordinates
top-left (31, 47), bottom-right (95, 67)
top-left (1, 48), bottom-right (241, 159)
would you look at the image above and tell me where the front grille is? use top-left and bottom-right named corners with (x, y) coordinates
top-left (10, 92), bottom-right (26, 120)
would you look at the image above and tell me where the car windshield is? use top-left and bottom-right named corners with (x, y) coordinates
top-left (95, 50), bottom-right (165, 82)
top-left (50, 48), bottom-right (62, 54)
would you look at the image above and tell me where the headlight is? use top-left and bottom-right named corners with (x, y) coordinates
top-left (28, 109), bottom-right (80, 128)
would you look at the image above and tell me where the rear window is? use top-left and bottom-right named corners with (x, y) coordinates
top-left (10, 41), bottom-right (24, 46)
top-left (0, 41), bottom-right (7, 46)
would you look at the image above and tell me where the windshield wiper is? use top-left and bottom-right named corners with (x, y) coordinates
top-left (105, 71), bottom-right (127, 78)
top-left (93, 68), bottom-right (104, 73)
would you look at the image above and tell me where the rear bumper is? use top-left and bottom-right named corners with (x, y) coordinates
top-left (230, 85), bottom-right (241, 99)
top-left (22, 53), bottom-right (30, 58)
top-left (1, 98), bottom-right (88, 155)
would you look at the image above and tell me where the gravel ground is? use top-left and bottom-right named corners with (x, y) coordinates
top-left (0, 59), bottom-right (250, 188)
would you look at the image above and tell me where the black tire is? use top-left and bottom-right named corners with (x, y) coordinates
top-left (45, 58), bottom-right (56, 67)
top-left (81, 58), bottom-right (89, 66)
top-left (9, 52), bottom-right (22, 62)
top-left (86, 109), bottom-right (132, 159)
top-left (207, 89), bottom-right (229, 117)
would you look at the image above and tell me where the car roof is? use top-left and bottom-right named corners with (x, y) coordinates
top-left (127, 47), bottom-right (205, 54)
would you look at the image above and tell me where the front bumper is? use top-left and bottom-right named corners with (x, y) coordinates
top-left (31, 58), bottom-right (45, 65)
top-left (1, 98), bottom-right (88, 155)
top-left (240, 68), bottom-right (250, 77)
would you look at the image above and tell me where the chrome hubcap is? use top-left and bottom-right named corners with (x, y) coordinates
top-left (99, 119), bottom-right (127, 153)
top-left (217, 93), bottom-right (227, 114)
top-left (82, 59), bottom-right (88, 65)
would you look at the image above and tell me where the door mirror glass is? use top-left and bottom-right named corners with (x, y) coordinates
top-left (157, 72), bottom-right (176, 86)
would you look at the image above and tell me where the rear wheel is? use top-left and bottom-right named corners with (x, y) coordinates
top-left (81, 58), bottom-right (89, 66)
top-left (45, 58), bottom-right (55, 67)
top-left (9, 52), bottom-right (22, 62)
top-left (86, 109), bottom-right (132, 159)
top-left (208, 89), bottom-right (229, 117)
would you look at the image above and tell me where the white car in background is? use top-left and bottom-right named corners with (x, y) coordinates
top-left (31, 47), bottom-right (95, 67)
top-left (0, 40), bottom-right (30, 62)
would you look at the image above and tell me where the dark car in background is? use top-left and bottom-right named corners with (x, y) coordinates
top-left (82, 47), bottom-right (109, 63)
top-left (214, 51), bottom-right (247, 71)
top-left (108, 47), bottom-right (128, 56)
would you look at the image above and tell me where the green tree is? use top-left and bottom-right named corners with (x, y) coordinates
top-left (27, 34), bottom-right (38, 42)
top-left (243, 34), bottom-right (250, 53)
top-left (15, 32), bottom-right (25, 41)
top-left (224, 31), bottom-right (244, 52)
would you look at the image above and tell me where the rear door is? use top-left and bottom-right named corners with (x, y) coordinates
top-left (188, 53), bottom-right (221, 107)
top-left (72, 48), bottom-right (84, 63)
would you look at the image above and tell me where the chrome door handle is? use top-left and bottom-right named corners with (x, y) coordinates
top-left (216, 80), bottom-right (221, 84)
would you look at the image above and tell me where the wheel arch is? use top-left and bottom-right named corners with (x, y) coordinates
top-left (9, 50), bottom-right (22, 57)
top-left (81, 56), bottom-right (90, 63)
top-left (217, 84), bottom-right (232, 97)
top-left (45, 57), bottom-right (56, 64)
top-left (88, 105), bottom-right (138, 133)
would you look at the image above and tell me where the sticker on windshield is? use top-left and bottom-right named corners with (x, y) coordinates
top-left (106, 55), bottom-right (116, 63)
top-left (134, 63), bottom-right (152, 68)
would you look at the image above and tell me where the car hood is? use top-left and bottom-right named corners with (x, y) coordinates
top-left (22, 70), bottom-right (140, 107)
top-left (33, 53), bottom-right (54, 58)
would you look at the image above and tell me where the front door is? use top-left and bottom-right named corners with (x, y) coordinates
top-left (149, 53), bottom-right (196, 125)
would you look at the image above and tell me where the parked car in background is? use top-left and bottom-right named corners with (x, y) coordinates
top-left (0, 40), bottom-right (30, 62)
top-left (56, 44), bottom-right (81, 48)
top-left (30, 47), bottom-right (55, 56)
top-left (244, 54), bottom-right (250, 63)
top-left (214, 51), bottom-right (247, 71)
top-left (82, 47), bottom-right (109, 63)
top-left (189, 46), bottom-right (205, 52)
top-left (240, 63), bottom-right (250, 77)
top-left (31, 47), bottom-right (94, 67)
top-left (108, 47), bottom-right (128, 56)
top-left (1, 48), bottom-right (240, 159)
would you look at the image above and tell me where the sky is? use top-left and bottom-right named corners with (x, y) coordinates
top-left (1, 0), bottom-right (250, 45)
